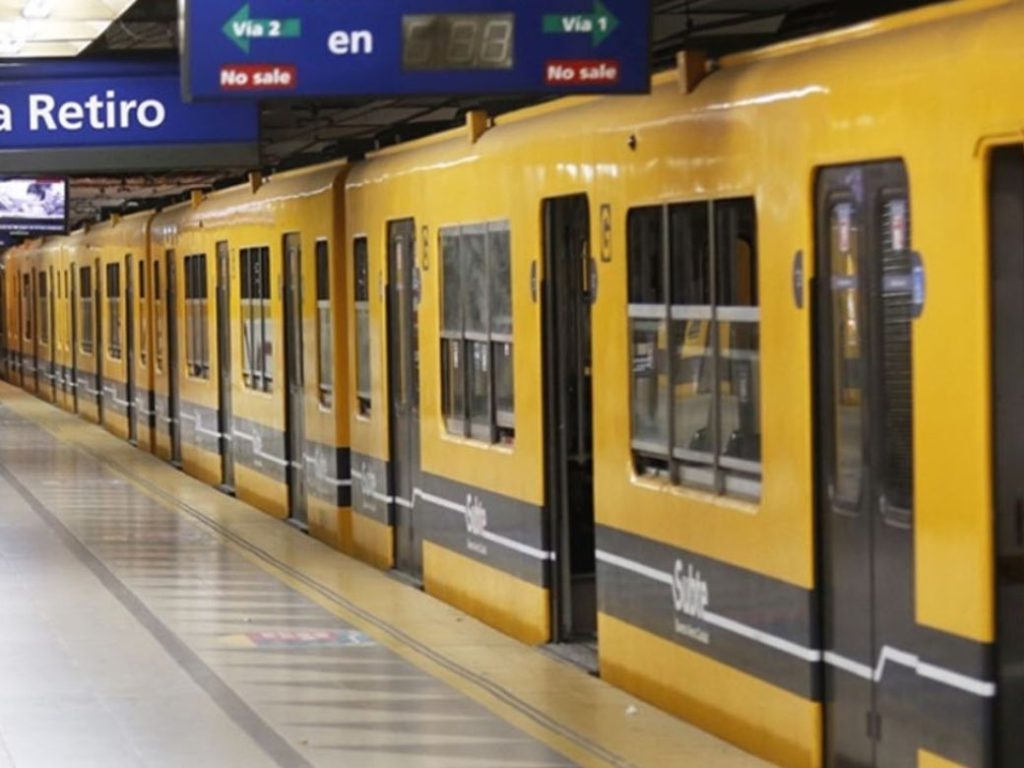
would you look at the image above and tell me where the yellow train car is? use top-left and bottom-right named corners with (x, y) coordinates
top-left (151, 162), bottom-right (352, 547)
top-left (29, 236), bottom-right (82, 414)
top-left (346, 1), bottom-right (1024, 766)
top-left (1, 3), bottom-right (1020, 764)
top-left (22, 239), bottom-right (61, 405)
top-left (1, 242), bottom-right (31, 391)
top-left (73, 213), bottom-right (153, 444)
top-left (11, 240), bottom-right (50, 398)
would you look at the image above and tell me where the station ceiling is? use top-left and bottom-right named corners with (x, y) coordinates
top-left (3, 0), bottom-right (949, 227)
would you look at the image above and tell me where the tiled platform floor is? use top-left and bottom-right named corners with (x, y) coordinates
top-left (0, 382), bottom-right (769, 768)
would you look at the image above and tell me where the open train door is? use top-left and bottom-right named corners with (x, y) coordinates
top-left (16, 271), bottom-right (24, 387)
top-left (542, 194), bottom-right (597, 644)
top-left (94, 258), bottom-right (104, 421)
top-left (70, 266), bottom-right (78, 413)
top-left (125, 254), bottom-right (138, 444)
top-left (166, 253), bottom-right (182, 466)
top-left (989, 144), bottom-right (1024, 766)
top-left (283, 232), bottom-right (308, 527)
top-left (387, 218), bottom-right (422, 578)
top-left (215, 240), bottom-right (235, 493)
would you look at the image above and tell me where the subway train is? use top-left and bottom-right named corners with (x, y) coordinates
top-left (2, 1), bottom-right (1023, 765)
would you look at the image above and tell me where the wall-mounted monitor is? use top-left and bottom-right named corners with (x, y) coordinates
top-left (0, 178), bottom-right (68, 234)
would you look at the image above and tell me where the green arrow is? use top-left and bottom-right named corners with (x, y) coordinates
top-left (542, 0), bottom-right (620, 47)
top-left (223, 3), bottom-right (302, 54)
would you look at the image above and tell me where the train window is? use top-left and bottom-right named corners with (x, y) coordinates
top-left (239, 246), bottom-right (272, 392)
top-left (828, 201), bottom-right (863, 505)
top-left (38, 271), bottom-right (48, 345)
top-left (183, 254), bottom-right (209, 379)
top-left (80, 266), bottom-right (93, 354)
top-left (670, 203), bottom-right (714, 489)
top-left (439, 220), bottom-right (514, 444)
top-left (489, 226), bottom-right (513, 434)
top-left (463, 227), bottom-right (490, 440)
top-left (154, 259), bottom-right (163, 372)
top-left (878, 196), bottom-right (913, 513)
top-left (713, 199), bottom-right (761, 497)
top-left (353, 237), bottom-right (371, 416)
top-left (106, 263), bottom-right (122, 360)
top-left (315, 239), bottom-right (333, 409)
top-left (628, 207), bottom-right (670, 470)
top-left (629, 207), bottom-right (665, 304)
top-left (21, 273), bottom-right (31, 341)
top-left (628, 198), bottom-right (761, 498)
top-left (441, 230), bottom-right (465, 434)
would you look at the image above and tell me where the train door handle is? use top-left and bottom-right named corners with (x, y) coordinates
top-left (530, 260), bottom-right (538, 303)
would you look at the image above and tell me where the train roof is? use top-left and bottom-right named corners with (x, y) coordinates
top-left (150, 159), bottom-right (347, 236)
top-left (347, 0), bottom-right (1017, 189)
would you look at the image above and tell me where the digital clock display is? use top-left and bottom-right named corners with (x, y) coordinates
top-left (402, 14), bottom-right (514, 71)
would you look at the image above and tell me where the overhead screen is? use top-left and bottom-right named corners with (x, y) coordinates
top-left (0, 178), bottom-right (68, 234)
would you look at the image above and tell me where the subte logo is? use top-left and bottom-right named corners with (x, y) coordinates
top-left (359, 462), bottom-right (378, 511)
top-left (671, 559), bottom-right (709, 619)
top-left (671, 559), bottom-right (711, 644)
top-left (464, 494), bottom-right (488, 556)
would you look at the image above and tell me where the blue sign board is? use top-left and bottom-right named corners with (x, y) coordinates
top-left (183, 0), bottom-right (650, 100)
top-left (0, 61), bottom-right (259, 173)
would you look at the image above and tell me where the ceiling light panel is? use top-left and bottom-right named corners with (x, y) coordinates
top-left (0, 0), bottom-right (135, 57)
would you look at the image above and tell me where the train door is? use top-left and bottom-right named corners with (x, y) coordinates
top-left (542, 194), bottom-right (597, 642)
top-left (31, 269), bottom-right (39, 393)
top-left (95, 258), bottom-right (104, 421)
top-left (990, 145), bottom-right (1024, 766)
top-left (387, 218), bottom-right (421, 577)
top-left (814, 161), bottom-right (917, 766)
top-left (58, 269), bottom-right (66, 406)
top-left (70, 267), bottom-right (78, 413)
top-left (167, 253), bottom-right (182, 466)
top-left (46, 266), bottom-right (55, 401)
top-left (283, 233), bottom-right (308, 527)
top-left (125, 254), bottom-right (138, 444)
top-left (16, 272), bottom-right (24, 387)
top-left (216, 241), bottom-right (235, 492)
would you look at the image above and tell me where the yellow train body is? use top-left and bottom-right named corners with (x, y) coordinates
top-left (149, 161), bottom-right (351, 544)
top-left (2, 2), bottom-right (1024, 766)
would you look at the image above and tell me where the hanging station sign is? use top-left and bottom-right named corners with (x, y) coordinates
top-left (0, 61), bottom-right (259, 173)
top-left (181, 0), bottom-right (650, 99)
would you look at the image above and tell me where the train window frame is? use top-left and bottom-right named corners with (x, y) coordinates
top-left (79, 265), bottom-right (93, 355)
top-left (353, 235), bottom-right (372, 418)
top-left (239, 245), bottom-right (273, 393)
top-left (183, 253), bottom-right (210, 380)
top-left (315, 238), bottom-right (333, 410)
top-left (438, 219), bottom-right (514, 446)
top-left (627, 197), bottom-right (762, 499)
top-left (106, 262), bottom-right (122, 361)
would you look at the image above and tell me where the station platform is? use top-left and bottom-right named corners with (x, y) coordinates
top-left (0, 380), bottom-right (768, 768)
